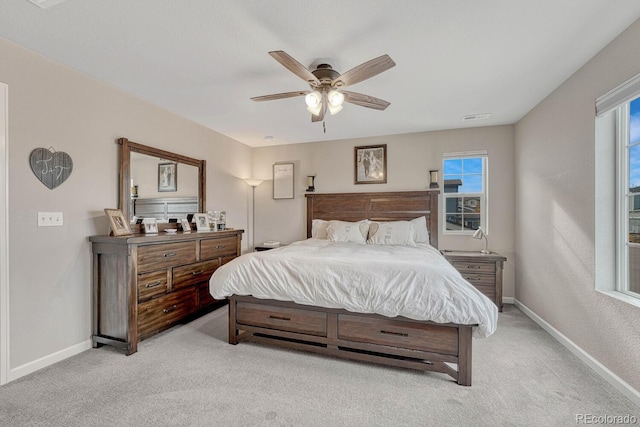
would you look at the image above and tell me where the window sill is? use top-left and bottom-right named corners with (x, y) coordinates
top-left (596, 289), bottom-right (640, 309)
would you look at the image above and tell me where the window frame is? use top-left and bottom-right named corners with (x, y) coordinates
top-left (595, 73), bottom-right (640, 306)
top-left (442, 151), bottom-right (489, 235)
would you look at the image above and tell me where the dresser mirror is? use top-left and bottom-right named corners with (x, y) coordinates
top-left (118, 138), bottom-right (206, 226)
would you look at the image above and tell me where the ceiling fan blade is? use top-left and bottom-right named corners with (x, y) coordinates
top-left (332, 54), bottom-right (396, 88)
top-left (251, 91), bottom-right (308, 102)
top-left (342, 90), bottom-right (391, 110)
top-left (311, 103), bottom-right (327, 122)
top-left (269, 51), bottom-right (321, 88)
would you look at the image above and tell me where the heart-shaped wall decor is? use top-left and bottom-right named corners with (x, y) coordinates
top-left (29, 147), bottom-right (73, 189)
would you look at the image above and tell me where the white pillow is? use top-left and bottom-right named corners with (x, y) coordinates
top-left (367, 221), bottom-right (416, 246)
top-left (410, 216), bottom-right (430, 243)
top-left (311, 219), bottom-right (329, 239)
top-left (326, 220), bottom-right (370, 244)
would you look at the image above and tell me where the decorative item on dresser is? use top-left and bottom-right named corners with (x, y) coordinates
top-left (90, 228), bottom-right (243, 355)
top-left (441, 250), bottom-right (507, 311)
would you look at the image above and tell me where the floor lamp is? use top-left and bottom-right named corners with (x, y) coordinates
top-left (243, 178), bottom-right (263, 250)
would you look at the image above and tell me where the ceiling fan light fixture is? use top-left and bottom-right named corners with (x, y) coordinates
top-left (328, 103), bottom-right (343, 115)
top-left (305, 91), bottom-right (322, 108)
top-left (327, 90), bottom-right (345, 107)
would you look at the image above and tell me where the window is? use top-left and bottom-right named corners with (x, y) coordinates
top-left (442, 152), bottom-right (488, 234)
top-left (595, 74), bottom-right (640, 304)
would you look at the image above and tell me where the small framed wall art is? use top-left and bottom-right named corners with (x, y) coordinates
top-left (104, 208), bottom-right (132, 236)
top-left (273, 162), bottom-right (294, 199)
top-left (354, 144), bottom-right (387, 184)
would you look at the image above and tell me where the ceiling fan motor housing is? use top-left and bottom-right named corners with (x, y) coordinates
top-left (312, 64), bottom-right (340, 86)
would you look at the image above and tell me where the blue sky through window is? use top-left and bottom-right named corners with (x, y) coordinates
top-left (444, 157), bottom-right (483, 192)
top-left (630, 98), bottom-right (640, 188)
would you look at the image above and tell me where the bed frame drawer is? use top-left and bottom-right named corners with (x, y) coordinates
top-left (137, 241), bottom-right (197, 273)
top-left (236, 302), bottom-right (327, 336)
top-left (338, 314), bottom-right (459, 355)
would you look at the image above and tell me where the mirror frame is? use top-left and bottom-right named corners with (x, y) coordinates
top-left (118, 137), bottom-right (206, 224)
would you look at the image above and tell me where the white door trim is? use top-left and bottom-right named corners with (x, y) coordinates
top-left (0, 82), bottom-right (9, 385)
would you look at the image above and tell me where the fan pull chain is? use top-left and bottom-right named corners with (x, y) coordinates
top-left (323, 121), bottom-right (326, 133)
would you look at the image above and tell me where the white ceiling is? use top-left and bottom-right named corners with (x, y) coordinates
top-left (2, 0), bottom-right (640, 147)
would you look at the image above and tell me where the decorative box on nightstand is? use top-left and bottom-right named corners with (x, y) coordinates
top-left (441, 251), bottom-right (507, 312)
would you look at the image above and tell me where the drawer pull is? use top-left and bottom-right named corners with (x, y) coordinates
top-left (465, 265), bottom-right (481, 269)
top-left (380, 330), bottom-right (409, 337)
top-left (191, 270), bottom-right (204, 276)
top-left (268, 315), bottom-right (291, 321)
top-left (163, 304), bottom-right (178, 314)
top-left (144, 281), bottom-right (162, 288)
top-left (163, 252), bottom-right (177, 258)
top-left (215, 245), bottom-right (226, 249)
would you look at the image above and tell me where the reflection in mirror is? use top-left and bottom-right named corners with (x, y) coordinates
top-left (118, 138), bottom-right (206, 227)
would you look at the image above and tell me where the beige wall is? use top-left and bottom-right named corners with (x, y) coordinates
top-left (515, 20), bottom-right (640, 391)
top-left (0, 37), bottom-right (252, 373)
top-left (251, 125), bottom-right (516, 298)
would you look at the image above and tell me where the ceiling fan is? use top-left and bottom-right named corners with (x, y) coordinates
top-left (251, 51), bottom-right (396, 122)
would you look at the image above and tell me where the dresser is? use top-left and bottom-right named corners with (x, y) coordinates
top-left (90, 229), bottom-right (243, 354)
top-left (442, 251), bottom-right (507, 312)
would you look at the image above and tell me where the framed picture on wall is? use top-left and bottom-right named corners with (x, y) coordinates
top-left (273, 162), bottom-right (294, 199)
top-left (158, 162), bottom-right (177, 192)
top-left (354, 144), bottom-right (387, 184)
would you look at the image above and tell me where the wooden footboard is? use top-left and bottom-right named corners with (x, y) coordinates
top-left (228, 295), bottom-right (474, 386)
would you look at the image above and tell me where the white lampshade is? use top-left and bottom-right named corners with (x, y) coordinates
top-left (305, 91), bottom-right (322, 115)
top-left (472, 228), bottom-right (484, 239)
top-left (243, 178), bottom-right (263, 188)
top-left (327, 89), bottom-right (345, 107)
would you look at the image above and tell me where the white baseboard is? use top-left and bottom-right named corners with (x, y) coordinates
top-left (514, 299), bottom-right (640, 408)
top-left (8, 339), bottom-right (92, 382)
top-left (502, 296), bottom-right (515, 305)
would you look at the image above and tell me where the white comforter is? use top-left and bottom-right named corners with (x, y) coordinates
top-left (209, 239), bottom-right (498, 338)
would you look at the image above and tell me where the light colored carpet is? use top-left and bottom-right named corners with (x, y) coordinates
top-left (0, 305), bottom-right (638, 427)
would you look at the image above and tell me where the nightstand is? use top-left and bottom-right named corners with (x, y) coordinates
top-left (441, 251), bottom-right (507, 312)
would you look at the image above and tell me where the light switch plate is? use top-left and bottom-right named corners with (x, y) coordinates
top-left (37, 212), bottom-right (63, 227)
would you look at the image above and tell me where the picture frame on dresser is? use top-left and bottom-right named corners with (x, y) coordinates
top-left (180, 218), bottom-right (191, 232)
top-left (143, 218), bottom-right (158, 234)
top-left (193, 213), bottom-right (210, 231)
top-left (104, 208), bottom-right (132, 236)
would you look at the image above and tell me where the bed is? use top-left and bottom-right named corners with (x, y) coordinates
top-left (209, 191), bottom-right (497, 385)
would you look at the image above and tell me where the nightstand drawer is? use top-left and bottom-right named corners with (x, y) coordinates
top-left (451, 260), bottom-right (495, 274)
top-left (458, 273), bottom-right (495, 287)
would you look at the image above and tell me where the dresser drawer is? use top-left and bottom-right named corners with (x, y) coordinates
top-left (451, 260), bottom-right (495, 274)
top-left (200, 237), bottom-right (238, 259)
top-left (458, 273), bottom-right (495, 287)
top-left (236, 302), bottom-right (327, 336)
top-left (172, 258), bottom-right (220, 290)
top-left (138, 288), bottom-right (198, 338)
top-left (137, 270), bottom-right (168, 301)
top-left (338, 315), bottom-right (459, 355)
top-left (137, 241), bottom-right (197, 273)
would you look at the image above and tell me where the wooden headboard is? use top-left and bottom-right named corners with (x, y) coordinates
top-left (305, 190), bottom-right (440, 248)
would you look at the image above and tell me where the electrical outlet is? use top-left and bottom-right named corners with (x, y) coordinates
top-left (37, 212), bottom-right (63, 227)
